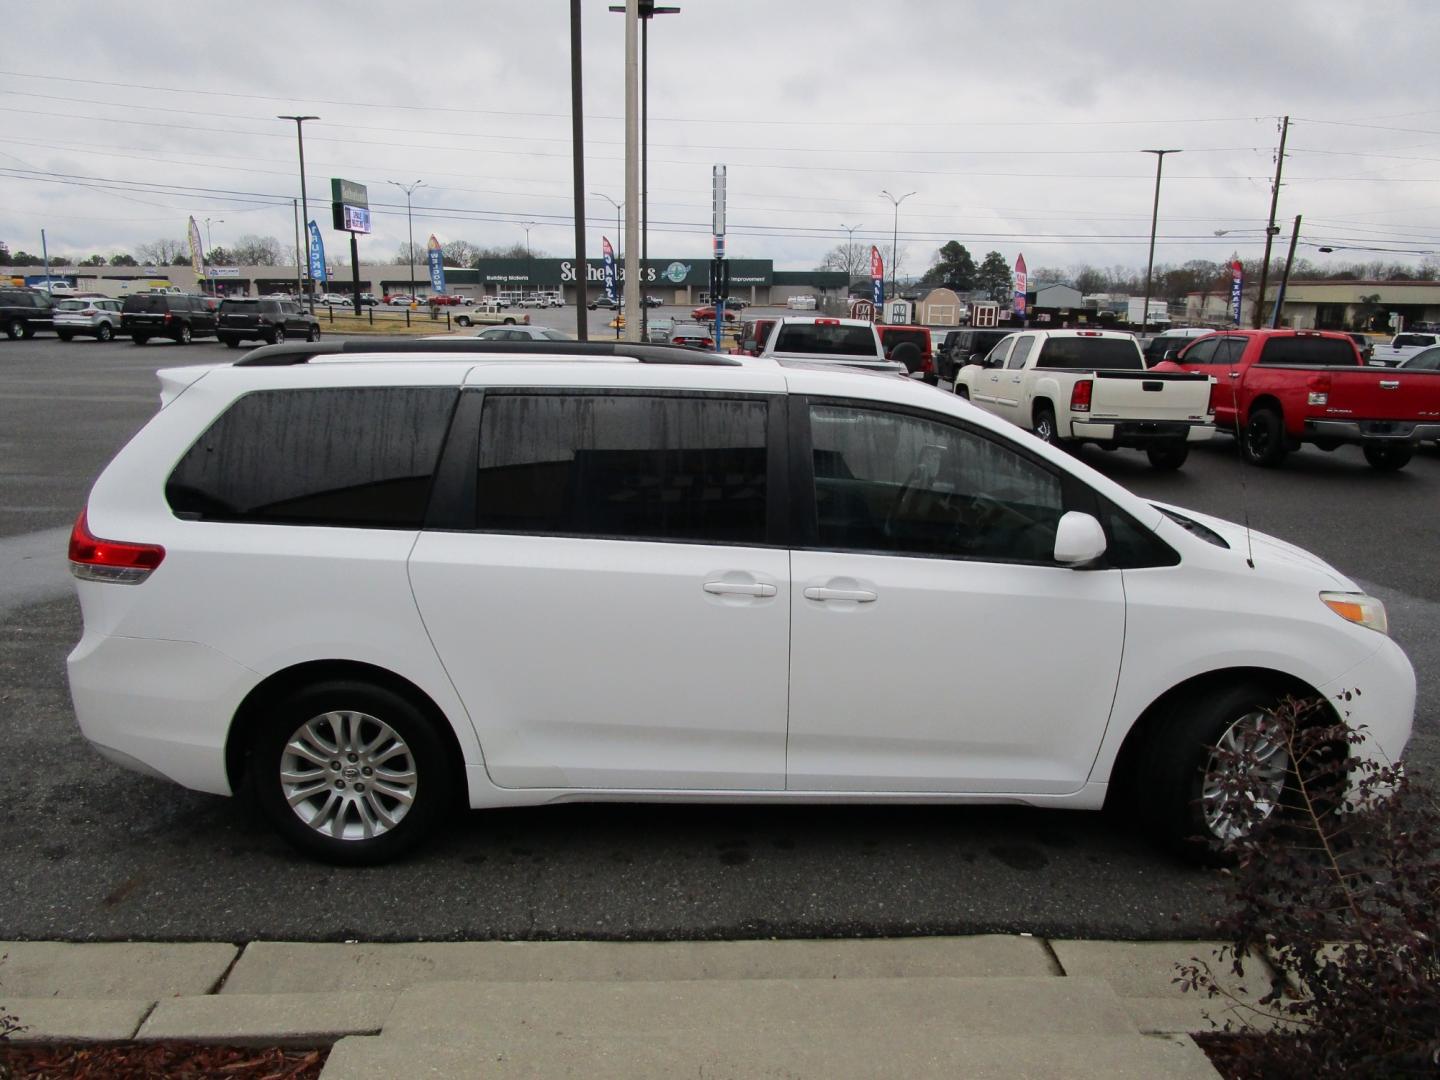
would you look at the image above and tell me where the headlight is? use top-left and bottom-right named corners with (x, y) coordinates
top-left (1321, 591), bottom-right (1388, 635)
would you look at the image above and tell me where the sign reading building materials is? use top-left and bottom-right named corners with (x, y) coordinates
top-left (330, 178), bottom-right (371, 234)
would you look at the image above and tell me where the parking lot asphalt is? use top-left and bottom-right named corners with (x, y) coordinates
top-left (1, 332), bottom-right (1436, 943)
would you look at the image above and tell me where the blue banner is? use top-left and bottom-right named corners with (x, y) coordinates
top-left (602, 237), bottom-right (616, 302)
top-left (426, 235), bottom-right (446, 294)
top-left (307, 221), bottom-right (327, 284)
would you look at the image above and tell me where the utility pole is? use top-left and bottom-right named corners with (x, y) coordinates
top-left (1270, 214), bottom-right (1302, 329)
top-left (521, 221), bottom-right (538, 299)
top-left (1140, 149), bottom-right (1181, 337)
top-left (622, 0), bottom-right (641, 342)
top-left (292, 199), bottom-right (302, 299)
top-left (569, 0), bottom-right (588, 338)
top-left (277, 115), bottom-right (318, 313)
top-left (40, 228), bottom-right (51, 289)
top-left (204, 217), bottom-right (224, 255)
top-left (1253, 115), bottom-right (1289, 328)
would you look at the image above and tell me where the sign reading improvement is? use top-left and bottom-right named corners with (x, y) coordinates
top-left (331, 178), bottom-right (371, 234)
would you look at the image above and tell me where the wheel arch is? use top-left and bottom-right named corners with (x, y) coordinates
top-left (225, 659), bottom-right (469, 799)
top-left (1101, 665), bottom-right (1332, 814)
top-left (1031, 395), bottom-right (1056, 425)
top-left (1245, 393), bottom-right (1284, 422)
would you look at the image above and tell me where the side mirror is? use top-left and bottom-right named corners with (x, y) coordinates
top-left (1162, 349), bottom-right (1178, 360)
top-left (1053, 511), bottom-right (1108, 567)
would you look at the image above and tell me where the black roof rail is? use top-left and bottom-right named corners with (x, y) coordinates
top-left (233, 339), bottom-right (742, 367)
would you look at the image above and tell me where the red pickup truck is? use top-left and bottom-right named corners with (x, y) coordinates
top-left (1174, 329), bottom-right (1440, 471)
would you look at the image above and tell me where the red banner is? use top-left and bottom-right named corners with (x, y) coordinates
top-left (1013, 253), bottom-right (1027, 318)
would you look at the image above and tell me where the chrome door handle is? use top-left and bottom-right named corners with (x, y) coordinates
top-left (1228, 371), bottom-right (1241, 378)
top-left (803, 587), bottom-right (877, 602)
top-left (704, 581), bottom-right (776, 597)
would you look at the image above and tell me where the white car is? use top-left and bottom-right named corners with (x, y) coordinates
top-left (53, 297), bottom-right (124, 342)
top-left (317, 293), bottom-right (353, 307)
top-left (470, 325), bottom-right (574, 341)
top-left (67, 339), bottom-right (1414, 865)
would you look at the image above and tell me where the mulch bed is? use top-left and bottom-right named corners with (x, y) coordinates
top-left (0, 1042), bottom-right (327, 1079)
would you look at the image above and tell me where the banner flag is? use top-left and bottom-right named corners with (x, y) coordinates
top-left (426, 234), bottom-right (445, 293)
top-left (870, 245), bottom-right (884, 307)
top-left (188, 216), bottom-right (204, 278)
top-left (1230, 259), bottom-right (1244, 324)
top-left (308, 221), bottom-right (328, 284)
top-left (1013, 253), bottom-right (1028, 319)
top-left (602, 237), bottom-right (616, 302)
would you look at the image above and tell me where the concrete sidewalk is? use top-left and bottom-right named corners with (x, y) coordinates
top-left (0, 936), bottom-right (1281, 1078)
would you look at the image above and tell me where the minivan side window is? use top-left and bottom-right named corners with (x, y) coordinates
top-left (807, 402), bottom-right (1064, 563)
top-left (166, 387), bottom-right (457, 527)
top-left (475, 392), bottom-right (770, 545)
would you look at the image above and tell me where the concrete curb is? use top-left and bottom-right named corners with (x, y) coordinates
top-left (0, 936), bottom-right (1247, 1076)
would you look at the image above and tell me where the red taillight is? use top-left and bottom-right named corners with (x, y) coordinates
top-left (1070, 379), bottom-right (1093, 413)
top-left (815, 318), bottom-right (840, 326)
top-left (68, 508), bottom-right (165, 584)
top-left (163, 312), bottom-right (173, 324)
top-left (81, 307), bottom-right (99, 316)
top-left (922, 352), bottom-right (934, 374)
top-left (1207, 377), bottom-right (1220, 415)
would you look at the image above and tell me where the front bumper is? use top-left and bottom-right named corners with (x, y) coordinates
top-left (1317, 635), bottom-right (1415, 772)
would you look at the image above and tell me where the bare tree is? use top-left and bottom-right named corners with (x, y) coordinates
top-left (394, 242), bottom-right (424, 266)
top-left (441, 239), bottom-right (478, 267)
top-left (136, 238), bottom-right (188, 266)
top-left (231, 235), bottom-right (282, 266)
top-left (817, 240), bottom-right (870, 283)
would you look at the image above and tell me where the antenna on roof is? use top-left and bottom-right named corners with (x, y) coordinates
top-left (1222, 332), bottom-right (1257, 569)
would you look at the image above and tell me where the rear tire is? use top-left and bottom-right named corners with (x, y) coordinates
top-left (1363, 443), bottom-right (1411, 471)
top-left (308, 325), bottom-right (321, 342)
top-left (5, 318), bottom-right (24, 340)
top-left (132, 335), bottom-right (149, 345)
top-left (456, 316), bottom-right (471, 327)
top-left (1241, 408), bottom-right (1287, 467)
top-left (954, 384), bottom-right (970, 400)
top-left (178, 323), bottom-right (192, 345)
top-left (1146, 443), bottom-right (1189, 471)
top-left (223, 337), bottom-right (242, 349)
top-left (270, 326), bottom-right (286, 345)
top-left (96, 323), bottom-right (113, 343)
top-left (249, 680), bottom-right (454, 866)
top-left (503, 318), bottom-right (516, 325)
top-left (56, 331), bottom-right (74, 342)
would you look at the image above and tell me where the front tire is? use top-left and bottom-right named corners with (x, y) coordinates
top-left (1242, 408), bottom-right (1287, 467)
top-left (222, 337), bottom-right (242, 349)
top-left (1363, 443), bottom-right (1412, 472)
top-left (1146, 443), bottom-right (1189, 471)
top-left (132, 335), bottom-right (149, 346)
top-left (270, 326), bottom-right (286, 345)
top-left (4, 318), bottom-right (23, 340)
top-left (177, 323), bottom-right (192, 345)
top-left (56, 331), bottom-right (74, 342)
top-left (1136, 681), bottom-right (1296, 864)
top-left (250, 680), bottom-right (453, 865)
top-left (456, 316), bottom-right (471, 327)
top-left (307, 325), bottom-right (321, 342)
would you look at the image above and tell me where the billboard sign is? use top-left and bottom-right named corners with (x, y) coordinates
top-left (307, 221), bottom-right (327, 284)
top-left (1229, 259), bottom-right (1244, 324)
top-left (1013, 253), bottom-right (1027, 319)
top-left (427, 235), bottom-right (446, 293)
top-left (330, 177), bottom-right (371, 234)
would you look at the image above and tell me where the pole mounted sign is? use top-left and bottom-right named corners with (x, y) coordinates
top-left (1229, 259), bottom-right (1244, 325)
top-left (330, 178), bottom-right (371, 234)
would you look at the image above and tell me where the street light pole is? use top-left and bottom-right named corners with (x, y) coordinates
top-left (879, 190), bottom-right (916, 302)
top-left (840, 222), bottom-right (862, 284)
top-left (388, 180), bottom-right (424, 300)
top-left (1140, 149), bottom-right (1181, 337)
top-left (204, 217), bottom-right (224, 255)
top-left (521, 221), bottom-right (538, 297)
top-left (277, 115), bottom-right (318, 313)
top-left (592, 193), bottom-right (623, 338)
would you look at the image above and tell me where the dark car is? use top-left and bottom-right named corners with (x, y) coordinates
top-left (876, 325), bottom-right (934, 378)
top-left (217, 298), bottom-right (321, 348)
top-left (120, 293), bottom-right (218, 346)
top-left (938, 328), bottom-right (1011, 380)
top-left (0, 286), bottom-right (56, 339)
top-left (587, 295), bottom-right (620, 310)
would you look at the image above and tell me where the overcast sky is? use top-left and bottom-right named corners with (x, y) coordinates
top-left (3, 0), bottom-right (1439, 278)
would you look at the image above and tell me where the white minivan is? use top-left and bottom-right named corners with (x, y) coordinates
top-left (66, 339), bottom-right (1415, 864)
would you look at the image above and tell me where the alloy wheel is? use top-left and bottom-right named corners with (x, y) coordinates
top-left (1200, 709), bottom-right (1290, 841)
top-left (279, 710), bottom-right (418, 842)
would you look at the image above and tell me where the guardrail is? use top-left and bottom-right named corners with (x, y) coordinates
top-left (316, 304), bottom-right (452, 331)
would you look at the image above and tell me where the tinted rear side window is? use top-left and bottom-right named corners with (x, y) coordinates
top-left (773, 324), bottom-right (878, 356)
top-left (167, 387), bottom-right (457, 527)
top-left (1036, 339), bottom-right (1143, 369)
top-left (220, 300), bottom-right (260, 314)
top-left (475, 392), bottom-right (769, 545)
top-left (1258, 337), bottom-right (1358, 366)
top-left (122, 295), bottom-right (168, 313)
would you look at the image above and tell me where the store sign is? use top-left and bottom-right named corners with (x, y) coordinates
top-left (331, 177), bottom-right (371, 234)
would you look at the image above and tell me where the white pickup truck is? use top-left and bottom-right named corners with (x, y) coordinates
top-left (953, 329), bottom-right (1214, 470)
top-left (1371, 332), bottom-right (1440, 367)
top-left (454, 301), bottom-right (528, 328)
top-left (759, 315), bottom-right (907, 374)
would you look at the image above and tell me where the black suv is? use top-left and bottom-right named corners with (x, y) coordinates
top-left (937, 328), bottom-right (1011, 380)
top-left (120, 293), bottom-right (219, 345)
top-left (217, 298), bottom-right (322, 348)
top-left (0, 287), bottom-right (56, 340)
